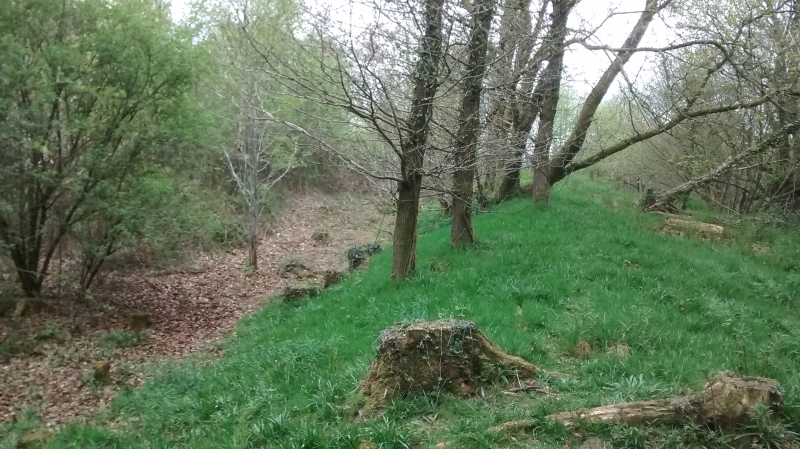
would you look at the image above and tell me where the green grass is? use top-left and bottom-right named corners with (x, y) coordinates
top-left (4, 177), bottom-right (800, 448)
top-left (97, 330), bottom-right (146, 349)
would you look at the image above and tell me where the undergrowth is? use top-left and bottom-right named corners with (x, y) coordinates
top-left (3, 177), bottom-right (800, 448)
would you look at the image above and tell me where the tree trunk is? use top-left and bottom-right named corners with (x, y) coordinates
top-left (392, 177), bottom-right (422, 278)
top-left (248, 206), bottom-right (258, 270)
top-left (390, 0), bottom-right (444, 278)
top-left (450, 0), bottom-right (495, 246)
top-left (493, 0), bottom-right (543, 202)
top-left (529, 0), bottom-right (573, 203)
top-left (497, 147), bottom-right (524, 201)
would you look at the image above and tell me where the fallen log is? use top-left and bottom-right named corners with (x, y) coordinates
top-left (356, 320), bottom-right (537, 418)
top-left (648, 117), bottom-right (800, 212)
top-left (547, 373), bottom-right (782, 430)
top-left (661, 217), bottom-right (725, 240)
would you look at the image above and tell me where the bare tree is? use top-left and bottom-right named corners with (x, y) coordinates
top-left (206, 0), bottom-right (303, 270)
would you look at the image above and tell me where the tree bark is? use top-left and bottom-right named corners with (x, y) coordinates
top-left (451, 0), bottom-right (496, 246)
top-left (392, 177), bottom-right (422, 277)
top-left (356, 320), bottom-right (537, 418)
top-left (391, 0), bottom-right (444, 278)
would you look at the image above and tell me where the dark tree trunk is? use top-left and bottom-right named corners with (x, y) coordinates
top-left (392, 177), bottom-right (422, 278)
top-left (391, 0), bottom-right (444, 279)
top-left (496, 162), bottom-right (522, 201)
top-left (451, 0), bottom-right (495, 246)
top-left (7, 198), bottom-right (48, 297)
top-left (248, 207), bottom-right (258, 270)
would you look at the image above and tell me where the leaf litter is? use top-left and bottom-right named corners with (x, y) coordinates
top-left (0, 194), bottom-right (390, 425)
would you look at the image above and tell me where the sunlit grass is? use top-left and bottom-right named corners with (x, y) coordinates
top-left (5, 177), bottom-right (800, 448)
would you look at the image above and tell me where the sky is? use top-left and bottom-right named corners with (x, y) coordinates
top-left (169, 0), bottom-right (670, 95)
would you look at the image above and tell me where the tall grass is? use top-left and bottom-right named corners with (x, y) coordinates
top-left (5, 177), bottom-right (800, 448)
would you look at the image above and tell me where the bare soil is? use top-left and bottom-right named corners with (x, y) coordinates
top-left (0, 194), bottom-right (390, 425)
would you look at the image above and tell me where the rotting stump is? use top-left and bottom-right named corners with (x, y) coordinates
top-left (356, 319), bottom-right (537, 418)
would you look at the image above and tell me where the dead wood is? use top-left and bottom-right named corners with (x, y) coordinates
top-left (489, 419), bottom-right (536, 433)
top-left (547, 372), bottom-right (782, 429)
top-left (661, 217), bottom-right (725, 240)
top-left (356, 320), bottom-right (537, 418)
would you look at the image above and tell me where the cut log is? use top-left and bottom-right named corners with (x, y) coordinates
top-left (489, 419), bottom-right (536, 433)
top-left (356, 320), bottom-right (537, 417)
top-left (661, 218), bottom-right (724, 240)
top-left (547, 372), bottom-right (782, 430)
top-left (282, 281), bottom-right (320, 301)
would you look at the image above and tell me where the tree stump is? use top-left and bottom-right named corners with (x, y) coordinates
top-left (356, 320), bottom-right (537, 417)
top-left (92, 360), bottom-right (112, 385)
top-left (283, 281), bottom-right (320, 301)
top-left (547, 372), bottom-right (782, 429)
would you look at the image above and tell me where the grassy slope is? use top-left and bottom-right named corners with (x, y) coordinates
top-left (6, 178), bottom-right (800, 448)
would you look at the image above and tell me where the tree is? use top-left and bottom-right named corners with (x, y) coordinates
top-left (391, 0), bottom-right (446, 277)
top-left (491, 0), bottom-right (551, 201)
top-left (525, 0), bottom-right (800, 204)
top-left (450, 0), bottom-right (497, 246)
top-left (0, 0), bottom-right (195, 296)
top-left (199, 0), bottom-right (303, 271)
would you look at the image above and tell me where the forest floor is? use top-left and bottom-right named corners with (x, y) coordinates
top-left (0, 193), bottom-right (391, 425)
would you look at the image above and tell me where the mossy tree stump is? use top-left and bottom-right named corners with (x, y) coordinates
top-left (92, 360), bottom-right (112, 385)
top-left (356, 320), bottom-right (537, 416)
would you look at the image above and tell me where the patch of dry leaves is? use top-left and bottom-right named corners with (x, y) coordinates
top-left (0, 194), bottom-right (390, 425)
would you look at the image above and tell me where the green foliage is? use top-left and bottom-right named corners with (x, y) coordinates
top-left (98, 330), bottom-right (145, 349)
top-left (37, 323), bottom-right (60, 341)
top-left (9, 178), bottom-right (800, 448)
top-left (0, 0), bottom-right (200, 295)
top-left (0, 330), bottom-right (39, 363)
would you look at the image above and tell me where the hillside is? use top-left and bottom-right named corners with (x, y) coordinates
top-left (5, 179), bottom-right (800, 448)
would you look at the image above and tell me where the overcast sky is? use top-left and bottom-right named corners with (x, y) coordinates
top-left (170, 0), bottom-right (669, 95)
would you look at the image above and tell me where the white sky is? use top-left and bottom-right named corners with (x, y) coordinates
top-left (170, 0), bottom-right (670, 95)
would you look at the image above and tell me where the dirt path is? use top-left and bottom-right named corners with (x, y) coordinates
top-left (0, 194), bottom-right (390, 425)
